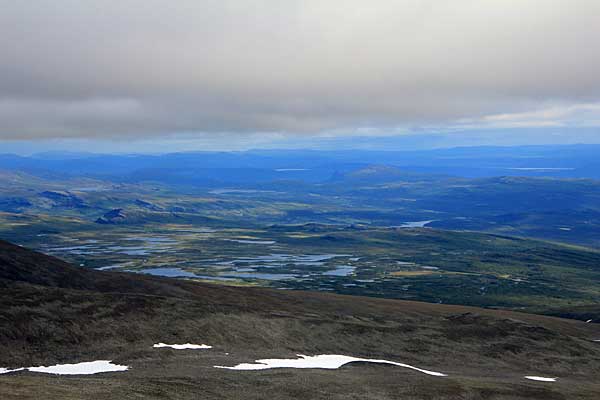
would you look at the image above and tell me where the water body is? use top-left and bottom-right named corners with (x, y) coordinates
top-left (215, 354), bottom-right (446, 376)
top-left (71, 186), bottom-right (109, 192)
top-left (125, 236), bottom-right (178, 244)
top-left (106, 246), bottom-right (153, 256)
top-left (96, 264), bottom-right (123, 271)
top-left (173, 227), bottom-right (216, 233)
top-left (132, 267), bottom-right (198, 278)
top-left (397, 220), bottom-right (435, 228)
top-left (223, 272), bottom-right (299, 281)
top-left (323, 266), bottom-right (355, 276)
top-left (48, 245), bottom-right (96, 255)
top-left (71, 247), bottom-right (355, 282)
top-left (229, 254), bottom-right (351, 266)
top-left (226, 239), bottom-right (277, 245)
top-left (48, 239), bottom-right (175, 257)
top-left (130, 267), bottom-right (236, 281)
top-left (209, 189), bottom-right (280, 195)
top-left (507, 168), bottom-right (574, 171)
top-left (213, 253), bottom-right (355, 280)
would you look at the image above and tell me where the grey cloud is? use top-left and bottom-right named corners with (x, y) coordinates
top-left (1, 0), bottom-right (600, 139)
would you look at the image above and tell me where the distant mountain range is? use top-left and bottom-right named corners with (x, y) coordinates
top-left (2, 145), bottom-right (600, 247)
top-left (1, 144), bottom-right (600, 181)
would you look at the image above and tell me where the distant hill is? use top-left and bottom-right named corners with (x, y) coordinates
top-left (3, 144), bottom-right (600, 181)
top-left (335, 165), bottom-right (441, 184)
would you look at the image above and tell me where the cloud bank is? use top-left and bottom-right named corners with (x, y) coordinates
top-left (1, 0), bottom-right (599, 139)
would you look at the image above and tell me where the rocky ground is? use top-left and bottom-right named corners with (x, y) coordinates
top-left (1, 240), bottom-right (599, 399)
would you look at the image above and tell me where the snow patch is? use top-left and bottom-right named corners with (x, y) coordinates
top-left (0, 361), bottom-right (128, 375)
top-left (525, 376), bottom-right (557, 382)
top-left (0, 368), bottom-right (25, 374)
top-left (215, 354), bottom-right (446, 376)
top-left (153, 343), bottom-right (212, 350)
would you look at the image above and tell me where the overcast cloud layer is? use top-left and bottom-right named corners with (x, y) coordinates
top-left (1, 0), bottom-right (600, 140)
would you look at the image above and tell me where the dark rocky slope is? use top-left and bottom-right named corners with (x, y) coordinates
top-left (0, 240), bottom-right (599, 399)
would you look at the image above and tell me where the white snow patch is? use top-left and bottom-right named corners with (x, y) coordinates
top-left (215, 354), bottom-right (446, 376)
top-left (525, 376), bottom-right (557, 382)
top-left (1, 361), bottom-right (128, 375)
top-left (0, 368), bottom-right (25, 374)
top-left (153, 343), bottom-right (212, 350)
top-left (0, 361), bottom-right (129, 375)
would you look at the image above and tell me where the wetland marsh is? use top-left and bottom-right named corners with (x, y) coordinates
top-left (6, 221), bottom-right (600, 317)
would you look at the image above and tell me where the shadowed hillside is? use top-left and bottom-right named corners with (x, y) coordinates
top-left (1, 240), bottom-right (600, 399)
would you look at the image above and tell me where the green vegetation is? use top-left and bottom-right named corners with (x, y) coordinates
top-left (3, 212), bottom-right (600, 317)
top-left (1, 166), bottom-right (599, 319)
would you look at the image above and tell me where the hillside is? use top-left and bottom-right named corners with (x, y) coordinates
top-left (1, 240), bottom-right (600, 399)
top-left (5, 221), bottom-right (600, 317)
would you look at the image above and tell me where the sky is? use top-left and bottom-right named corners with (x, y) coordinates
top-left (1, 0), bottom-right (599, 153)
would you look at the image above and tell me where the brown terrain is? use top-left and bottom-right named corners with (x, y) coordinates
top-left (1, 240), bottom-right (599, 399)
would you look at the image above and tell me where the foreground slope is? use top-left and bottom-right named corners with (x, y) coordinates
top-left (1, 240), bottom-right (599, 399)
